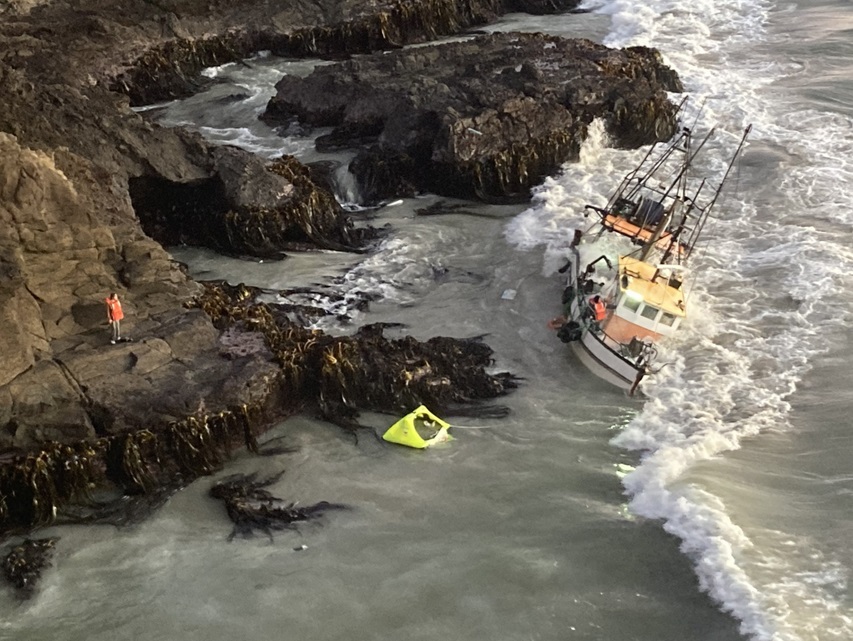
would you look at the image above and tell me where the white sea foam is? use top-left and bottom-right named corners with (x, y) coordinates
top-left (511, 0), bottom-right (853, 639)
top-left (194, 125), bottom-right (313, 158)
top-left (506, 118), bottom-right (643, 271)
top-left (200, 61), bottom-right (237, 78)
top-left (337, 234), bottom-right (448, 305)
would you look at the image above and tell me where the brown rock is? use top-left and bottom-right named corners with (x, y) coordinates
top-left (263, 32), bottom-right (683, 203)
top-left (6, 361), bottom-right (95, 450)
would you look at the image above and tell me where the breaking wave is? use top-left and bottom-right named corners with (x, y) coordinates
top-left (508, 0), bottom-right (853, 638)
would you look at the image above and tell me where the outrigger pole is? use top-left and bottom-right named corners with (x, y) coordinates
top-left (639, 126), bottom-right (717, 262)
top-left (689, 124), bottom-right (753, 248)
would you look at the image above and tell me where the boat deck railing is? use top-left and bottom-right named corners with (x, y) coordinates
top-left (567, 260), bottom-right (643, 371)
top-left (583, 317), bottom-right (643, 369)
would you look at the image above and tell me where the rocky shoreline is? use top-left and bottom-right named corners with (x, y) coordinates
top-left (263, 32), bottom-right (680, 203)
top-left (0, 0), bottom-right (682, 579)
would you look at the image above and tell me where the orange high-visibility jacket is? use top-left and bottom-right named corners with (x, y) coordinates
top-left (590, 298), bottom-right (606, 322)
top-left (105, 297), bottom-right (124, 322)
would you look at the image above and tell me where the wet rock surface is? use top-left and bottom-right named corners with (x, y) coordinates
top-left (263, 32), bottom-right (683, 203)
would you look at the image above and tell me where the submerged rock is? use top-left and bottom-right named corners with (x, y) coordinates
top-left (263, 32), bottom-right (683, 203)
top-left (2, 538), bottom-right (58, 598)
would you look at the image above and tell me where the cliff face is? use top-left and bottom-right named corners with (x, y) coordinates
top-left (0, 132), bottom-right (285, 449)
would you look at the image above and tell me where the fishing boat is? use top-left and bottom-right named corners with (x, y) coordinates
top-left (552, 114), bottom-right (751, 394)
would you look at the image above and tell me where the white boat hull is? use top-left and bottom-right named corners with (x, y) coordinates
top-left (569, 330), bottom-right (643, 391)
top-left (560, 289), bottom-right (647, 392)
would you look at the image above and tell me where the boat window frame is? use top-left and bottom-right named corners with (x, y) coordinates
top-left (659, 311), bottom-right (677, 327)
top-left (621, 296), bottom-right (642, 313)
top-left (640, 304), bottom-right (660, 321)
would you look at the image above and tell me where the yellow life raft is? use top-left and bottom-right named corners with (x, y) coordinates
top-left (382, 405), bottom-right (452, 449)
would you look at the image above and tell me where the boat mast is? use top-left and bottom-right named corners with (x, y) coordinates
top-left (638, 126), bottom-right (719, 262)
top-left (600, 97), bottom-right (691, 217)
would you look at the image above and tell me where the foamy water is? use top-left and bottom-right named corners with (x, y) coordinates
top-left (508, 0), bottom-right (853, 639)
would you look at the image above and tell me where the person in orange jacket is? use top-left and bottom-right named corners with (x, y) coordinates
top-left (105, 292), bottom-right (124, 344)
top-left (589, 295), bottom-right (607, 322)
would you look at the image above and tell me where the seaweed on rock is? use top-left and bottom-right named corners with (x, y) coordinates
top-left (2, 538), bottom-right (58, 598)
top-left (112, 0), bottom-right (510, 106)
top-left (0, 279), bottom-right (516, 535)
top-left (189, 283), bottom-right (519, 431)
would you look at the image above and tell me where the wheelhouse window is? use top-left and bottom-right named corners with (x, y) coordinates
top-left (622, 296), bottom-right (642, 313)
top-left (660, 312), bottom-right (677, 326)
top-left (640, 304), bottom-right (660, 321)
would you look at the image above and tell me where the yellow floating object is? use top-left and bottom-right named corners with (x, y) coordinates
top-left (382, 405), bottom-right (452, 449)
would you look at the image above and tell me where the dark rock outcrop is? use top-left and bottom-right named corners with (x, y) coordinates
top-left (263, 32), bottom-right (683, 203)
top-left (507, 0), bottom-right (583, 13)
top-left (130, 150), bottom-right (371, 256)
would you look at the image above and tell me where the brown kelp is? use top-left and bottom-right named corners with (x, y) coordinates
top-left (2, 538), bottom-right (58, 598)
top-left (0, 281), bottom-right (515, 535)
top-left (209, 472), bottom-right (347, 541)
top-left (0, 400), bottom-right (284, 534)
top-left (0, 442), bottom-right (107, 530)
